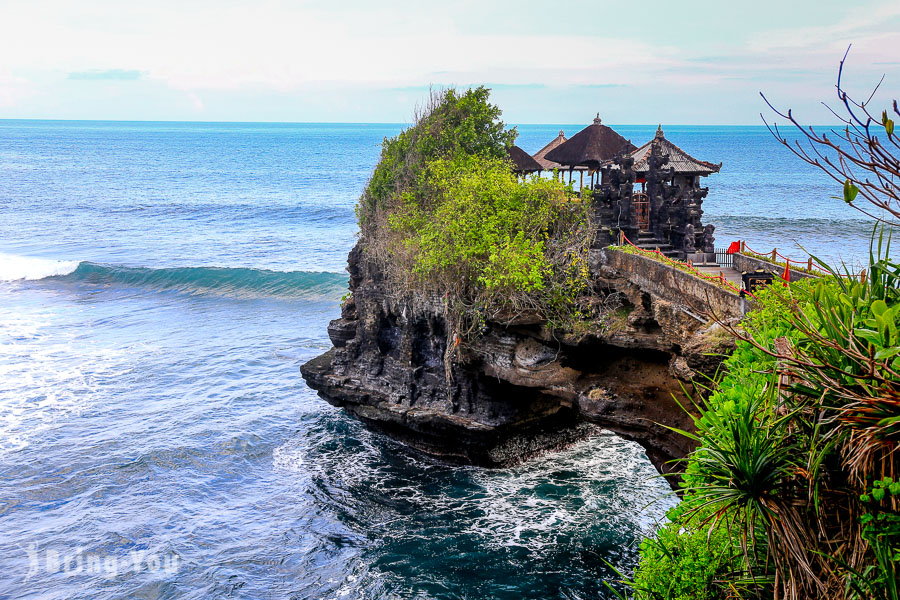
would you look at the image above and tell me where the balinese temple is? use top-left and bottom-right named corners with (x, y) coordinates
top-left (531, 117), bottom-right (722, 263)
top-left (621, 126), bottom-right (722, 260)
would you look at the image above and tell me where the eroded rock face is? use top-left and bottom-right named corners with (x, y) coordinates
top-left (301, 243), bottom-right (733, 486)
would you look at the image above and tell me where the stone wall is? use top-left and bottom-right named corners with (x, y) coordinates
top-left (604, 248), bottom-right (751, 317)
top-left (734, 253), bottom-right (820, 283)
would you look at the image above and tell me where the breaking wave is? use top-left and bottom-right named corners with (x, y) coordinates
top-left (0, 254), bottom-right (348, 299)
top-left (0, 253), bottom-right (80, 281)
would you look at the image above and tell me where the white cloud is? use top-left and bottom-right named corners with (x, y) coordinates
top-left (187, 91), bottom-right (205, 112)
top-left (0, 0), bottom-right (896, 122)
top-left (748, 2), bottom-right (900, 53)
top-left (0, 69), bottom-right (33, 109)
top-left (0, 1), bottom-right (680, 90)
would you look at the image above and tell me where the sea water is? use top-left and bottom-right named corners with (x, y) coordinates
top-left (0, 120), bottom-right (874, 599)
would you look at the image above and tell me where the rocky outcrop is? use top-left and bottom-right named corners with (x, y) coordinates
top-left (301, 243), bottom-right (735, 486)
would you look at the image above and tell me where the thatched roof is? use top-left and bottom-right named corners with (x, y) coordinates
top-left (533, 130), bottom-right (582, 171)
top-left (543, 115), bottom-right (635, 169)
top-left (630, 126), bottom-right (721, 176)
top-left (506, 144), bottom-right (543, 173)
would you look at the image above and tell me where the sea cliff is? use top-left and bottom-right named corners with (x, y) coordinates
top-left (301, 242), bottom-right (733, 483)
top-left (301, 87), bottom-right (737, 486)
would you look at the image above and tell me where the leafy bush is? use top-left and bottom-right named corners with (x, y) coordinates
top-left (633, 243), bottom-right (900, 599)
top-left (358, 87), bottom-right (598, 340)
top-left (850, 478), bottom-right (900, 600)
top-left (388, 156), bottom-right (558, 294)
top-left (632, 501), bottom-right (741, 600)
top-left (359, 86), bottom-right (516, 225)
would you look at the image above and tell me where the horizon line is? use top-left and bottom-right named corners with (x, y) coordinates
top-left (0, 117), bottom-right (789, 127)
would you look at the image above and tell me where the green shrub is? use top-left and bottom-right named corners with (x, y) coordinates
top-left (849, 478), bottom-right (900, 600)
top-left (358, 87), bottom-right (598, 339)
top-left (389, 156), bottom-right (588, 286)
top-left (360, 86), bottom-right (516, 224)
top-left (634, 241), bottom-right (900, 599)
top-left (632, 501), bottom-right (739, 600)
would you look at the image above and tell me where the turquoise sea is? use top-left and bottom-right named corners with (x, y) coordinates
top-left (0, 120), bottom-right (873, 599)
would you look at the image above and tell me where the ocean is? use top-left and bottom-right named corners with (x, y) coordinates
top-left (0, 120), bottom-right (875, 599)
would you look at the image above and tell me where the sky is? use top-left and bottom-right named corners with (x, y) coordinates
top-left (0, 0), bottom-right (898, 124)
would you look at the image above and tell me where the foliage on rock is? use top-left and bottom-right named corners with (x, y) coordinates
top-left (357, 87), bottom-right (598, 339)
top-left (632, 66), bottom-right (900, 600)
top-left (359, 86), bottom-right (515, 226)
top-left (630, 502), bottom-right (742, 600)
top-left (633, 257), bottom-right (900, 598)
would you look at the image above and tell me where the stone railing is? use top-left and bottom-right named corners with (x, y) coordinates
top-left (603, 248), bottom-right (752, 318)
top-left (733, 253), bottom-right (820, 283)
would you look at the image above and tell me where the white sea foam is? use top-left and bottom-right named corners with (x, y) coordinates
top-left (272, 423), bottom-right (676, 560)
top-left (0, 253), bottom-right (80, 282)
top-left (0, 299), bottom-right (130, 455)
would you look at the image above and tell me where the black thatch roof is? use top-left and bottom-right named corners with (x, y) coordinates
top-left (544, 115), bottom-right (635, 168)
top-left (506, 144), bottom-right (543, 173)
top-left (630, 126), bottom-right (721, 176)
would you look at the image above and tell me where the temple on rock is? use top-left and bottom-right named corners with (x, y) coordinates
top-left (543, 115), bottom-right (634, 189)
top-left (524, 117), bottom-right (722, 264)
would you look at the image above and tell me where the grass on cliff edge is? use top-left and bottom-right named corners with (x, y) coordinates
top-left (356, 87), bottom-right (607, 339)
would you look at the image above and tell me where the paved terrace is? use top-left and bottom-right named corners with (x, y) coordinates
top-left (694, 265), bottom-right (743, 287)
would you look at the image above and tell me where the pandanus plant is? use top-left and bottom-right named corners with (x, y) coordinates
top-left (785, 230), bottom-right (900, 486)
top-left (680, 52), bottom-right (900, 597)
top-left (674, 370), bottom-right (829, 599)
top-left (713, 229), bottom-right (900, 597)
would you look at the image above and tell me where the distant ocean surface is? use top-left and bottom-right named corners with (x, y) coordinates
top-left (0, 120), bottom-right (875, 599)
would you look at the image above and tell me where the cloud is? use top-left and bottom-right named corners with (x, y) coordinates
top-left (0, 0), bottom-right (896, 122)
top-left (578, 83), bottom-right (630, 89)
top-left (0, 69), bottom-right (33, 108)
top-left (67, 69), bottom-right (143, 81)
top-left (748, 2), bottom-right (900, 53)
top-left (187, 91), bottom-right (204, 112)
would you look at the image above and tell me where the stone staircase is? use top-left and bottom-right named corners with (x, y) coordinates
top-left (634, 231), bottom-right (680, 258)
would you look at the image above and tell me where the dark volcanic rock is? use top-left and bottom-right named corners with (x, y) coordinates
top-left (301, 242), bottom-right (734, 486)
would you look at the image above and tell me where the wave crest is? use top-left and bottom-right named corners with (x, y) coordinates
top-left (0, 253), bottom-right (80, 281)
top-left (0, 254), bottom-right (348, 299)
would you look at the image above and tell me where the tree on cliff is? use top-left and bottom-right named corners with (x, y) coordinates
top-left (356, 87), bottom-right (603, 343)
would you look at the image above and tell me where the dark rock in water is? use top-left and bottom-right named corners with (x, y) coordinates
top-left (301, 242), bottom-right (734, 487)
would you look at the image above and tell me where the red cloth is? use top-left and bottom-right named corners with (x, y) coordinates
top-left (726, 241), bottom-right (741, 254)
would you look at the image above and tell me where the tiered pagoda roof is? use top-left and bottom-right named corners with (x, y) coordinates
top-left (629, 126), bottom-right (721, 176)
top-left (532, 130), bottom-right (584, 171)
